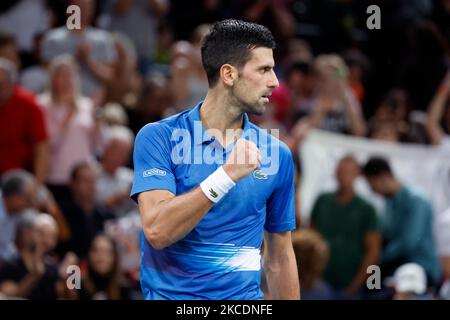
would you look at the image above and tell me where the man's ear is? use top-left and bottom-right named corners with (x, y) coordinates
top-left (220, 64), bottom-right (238, 87)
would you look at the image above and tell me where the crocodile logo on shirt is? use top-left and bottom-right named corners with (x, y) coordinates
top-left (209, 188), bottom-right (218, 198)
top-left (253, 170), bottom-right (268, 180)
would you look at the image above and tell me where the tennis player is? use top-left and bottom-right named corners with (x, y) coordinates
top-left (131, 19), bottom-right (299, 300)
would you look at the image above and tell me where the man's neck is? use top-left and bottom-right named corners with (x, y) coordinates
top-left (336, 187), bottom-right (354, 204)
top-left (386, 180), bottom-right (403, 198)
top-left (200, 90), bottom-right (245, 146)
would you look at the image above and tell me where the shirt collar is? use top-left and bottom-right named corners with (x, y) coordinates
top-left (187, 101), bottom-right (252, 145)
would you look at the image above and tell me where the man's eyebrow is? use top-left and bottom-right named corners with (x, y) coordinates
top-left (258, 64), bottom-right (275, 69)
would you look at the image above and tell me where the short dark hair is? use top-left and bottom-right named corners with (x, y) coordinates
top-left (1, 169), bottom-right (34, 197)
top-left (201, 19), bottom-right (276, 87)
top-left (362, 157), bottom-right (393, 177)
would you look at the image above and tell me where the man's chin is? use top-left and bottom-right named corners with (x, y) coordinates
top-left (249, 102), bottom-right (267, 115)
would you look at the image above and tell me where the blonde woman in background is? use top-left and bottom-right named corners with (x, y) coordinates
top-left (38, 55), bottom-right (104, 204)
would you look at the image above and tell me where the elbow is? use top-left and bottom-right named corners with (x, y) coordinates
top-left (143, 225), bottom-right (171, 250)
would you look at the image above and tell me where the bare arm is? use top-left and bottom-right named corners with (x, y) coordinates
top-left (33, 141), bottom-right (49, 185)
top-left (425, 70), bottom-right (450, 145)
top-left (138, 188), bottom-right (214, 249)
top-left (263, 231), bottom-right (300, 300)
top-left (139, 139), bottom-right (260, 250)
top-left (342, 87), bottom-right (367, 136)
top-left (345, 231), bottom-right (381, 296)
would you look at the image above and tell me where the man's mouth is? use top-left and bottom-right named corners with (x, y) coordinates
top-left (261, 92), bottom-right (272, 102)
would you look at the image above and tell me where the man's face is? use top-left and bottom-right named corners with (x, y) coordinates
top-left (336, 158), bottom-right (360, 189)
top-left (0, 44), bottom-right (20, 68)
top-left (231, 47), bottom-right (279, 115)
top-left (102, 139), bottom-right (132, 172)
top-left (35, 221), bottom-right (59, 254)
top-left (5, 181), bottom-right (38, 214)
top-left (71, 166), bottom-right (97, 203)
top-left (366, 175), bottom-right (388, 196)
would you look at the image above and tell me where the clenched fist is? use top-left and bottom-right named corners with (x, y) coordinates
top-left (223, 139), bottom-right (261, 182)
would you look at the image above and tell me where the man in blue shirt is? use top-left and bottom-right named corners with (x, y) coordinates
top-left (362, 157), bottom-right (441, 287)
top-left (131, 19), bottom-right (299, 300)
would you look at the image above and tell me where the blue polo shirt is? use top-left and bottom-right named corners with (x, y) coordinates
top-left (131, 102), bottom-right (296, 300)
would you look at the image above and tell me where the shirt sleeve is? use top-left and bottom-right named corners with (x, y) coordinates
top-left (264, 143), bottom-right (296, 233)
top-left (130, 123), bottom-right (176, 202)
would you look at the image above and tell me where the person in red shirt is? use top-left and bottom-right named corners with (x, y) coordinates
top-left (0, 57), bottom-right (48, 183)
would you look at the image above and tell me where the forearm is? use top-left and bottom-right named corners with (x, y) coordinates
top-left (33, 141), bottom-right (49, 184)
top-left (343, 95), bottom-right (367, 136)
top-left (425, 91), bottom-right (448, 145)
top-left (264, 248), bottom-right (300, 300)
top-left (140, 187), bottom-right (214, 249)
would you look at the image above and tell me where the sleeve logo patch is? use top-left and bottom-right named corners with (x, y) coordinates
top-left (143, 168), bottom-right (167, 177)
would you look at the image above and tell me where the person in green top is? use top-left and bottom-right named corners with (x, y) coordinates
top-left (310, 156), bottom-right (381, 299)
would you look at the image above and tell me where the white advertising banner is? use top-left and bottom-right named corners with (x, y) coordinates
top-left (299, 130), bottom-right (450, 228)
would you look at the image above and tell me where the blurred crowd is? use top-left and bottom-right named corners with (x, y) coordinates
top-left (0, 0), bottom-right (450, 300)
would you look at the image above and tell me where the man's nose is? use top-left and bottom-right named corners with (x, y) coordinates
top-left (268, 71), bottom-right (279, 89)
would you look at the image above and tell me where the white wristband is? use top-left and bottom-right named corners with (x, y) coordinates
top-left (200, 166), bottom-right (236, 203)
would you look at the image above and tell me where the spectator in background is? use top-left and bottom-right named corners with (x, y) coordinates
top-left (425, 69), bottom-right (450, 146)
top-left (291, 54), bottom-right (367, 144)
top-left (311, 156), bottom-right (381, 299)
top-left (0, 32), bottom-right (21, 68)
top-left (291, 229), bottom-right (333, 300)
top-left (284, 61), bottom-right (316, 125)
top-left (97, 126), bottom-right (136, 217)
top-left (282, 38), bottom-right (313, 69)
top-left (104, 33), bottom-right (141, 106)
top-left (0, 170), bottom-right (70, 264)
top-left (368, 88), bottom-right (428, 144)
top-left (0, 171), bottom-right (39, 264)
top-left (58, 162), bottom-right (114, 260)
top-left (362, 157), bottom-right (441, 288)
top-left (41, 0), bottom-right (117, 104)
top-left (77, 234), bottom-right (132, 300)
top-left (126, 73), bottom-right (171, 135)
top-left (397, 21), bottom-right (448, 113)
top-left (38, 55), bottom-right (101, 204)
top-left (168, 25), bottom-right (209, 112)
top-left (0, 212), bottom-right (60, 300)
top-left (343, 49), bottom-right (370, 105)
top-left (0, 0), bottom-right (50, 62)
top-left (237, 0), bottom-right (296, 62)
top-left (20, 33), bottom-right (48, 94)
top-left (0, 58), bottom-right (48, 184)
top-left (106, 0), bottom-right (169, 76)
